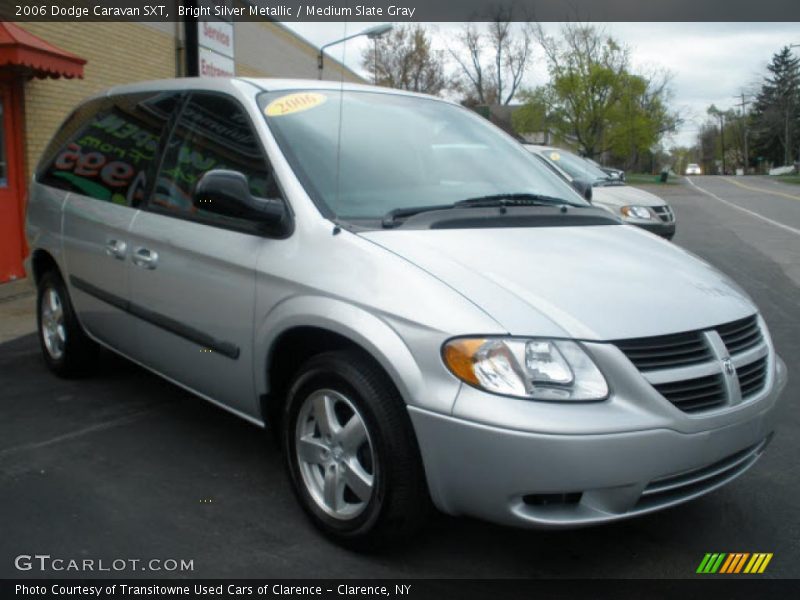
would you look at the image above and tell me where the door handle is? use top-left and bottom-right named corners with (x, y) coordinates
top-left (132, 247), bottom-right (159, 269)
top-left (105, 239), bottom-right (127, 260)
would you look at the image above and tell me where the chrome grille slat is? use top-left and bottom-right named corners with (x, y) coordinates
top-left (652, 374), bottom-right (726, 413)
top-left (653, 378), bottom-right (722, 395)
top-left (675, 398), bottom-right (727, 412)
top-left (718, 315), bottom-right (763, 354)
top-left (717, 318), bottom-right (756, 336)
top-left (627, 352), bottom-right (713, 370)
top-left (738, 357), bottom-right (768, 398)
top-left (614, 331), bottom-right (710, 371)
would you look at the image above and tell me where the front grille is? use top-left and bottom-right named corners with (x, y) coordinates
top-left (738, 357), bottom-right (768, 399)
top-left (652, 373), bottom-right (727, 413)
top-left (651, 205), bottom-right (675, 222)
top-left (718, 315), bottom-right (763, 355)
top-left (614, 314), bottom-right (769, 415)
top-left (636, 437), bottom-right (769, 511)
top-left (614, 331), bottom-right (711, 371)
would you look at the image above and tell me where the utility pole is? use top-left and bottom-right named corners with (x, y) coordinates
top-left (708, 105), bottom-right (727, 174)
top-left (718, 112), bottom-right (726, 175)
top-left (735, 92), bottom-right (750, 174)
top-left (373, 38), bottom-right (378, 85)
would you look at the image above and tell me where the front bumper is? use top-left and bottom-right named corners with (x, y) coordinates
top-left (409, 355), bottom-right (787, 528)
top-left (629, 219), bottom-right (676, 239)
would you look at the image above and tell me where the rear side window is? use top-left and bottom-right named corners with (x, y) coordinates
top-left (150, 92), bottom-right (281, 230)
top-left (36, 92), bottom-right (181, 206)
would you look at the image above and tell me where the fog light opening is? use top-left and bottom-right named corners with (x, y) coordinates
top-left (523, 492), bottom-right (583, 507)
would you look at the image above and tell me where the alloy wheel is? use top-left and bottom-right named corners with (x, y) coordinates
top-left (294, 389), bottom-right (376, 520)
top-left (40, 287), bottom-right (66, 361)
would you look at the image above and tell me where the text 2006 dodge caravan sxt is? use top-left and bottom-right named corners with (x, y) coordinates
top-left (26, 79), bottom-right (787, 545)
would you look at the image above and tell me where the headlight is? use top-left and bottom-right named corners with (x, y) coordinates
top-left (443, 338), bottom-right (608, 401)
top-left (620, 205), bottom-right (653, 220)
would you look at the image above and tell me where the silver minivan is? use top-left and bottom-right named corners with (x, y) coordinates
top-left (26, 79), bottom-right (787, 546)
top-left (525, 145), bottom-right (676, 239)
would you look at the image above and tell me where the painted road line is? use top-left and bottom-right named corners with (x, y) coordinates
top-left (716, 176), bottom-right (800, 201)
top-left (685, 177), bottom-right (800, 237)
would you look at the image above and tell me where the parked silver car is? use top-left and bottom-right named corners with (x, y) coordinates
top-left (526, 145), bottom-right (676, 239)
top-left (26, 79), bottom-right (787, 546)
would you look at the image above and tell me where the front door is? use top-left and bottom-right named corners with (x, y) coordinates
top-left (0, 81), bottom-right (26, 283)
top-left (127, 92), bottom-right (285, 419)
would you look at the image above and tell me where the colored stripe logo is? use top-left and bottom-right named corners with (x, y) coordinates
top-left (696, 553), bottom-right (773, 574)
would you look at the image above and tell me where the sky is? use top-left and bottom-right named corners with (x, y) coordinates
top-left (283, 22), bottom-right (800, 148)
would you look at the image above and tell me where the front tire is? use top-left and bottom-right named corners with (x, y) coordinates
top-left (36, 270), bottom-right (98, 377)
top-left (283, 350), bottom-right (429, 547)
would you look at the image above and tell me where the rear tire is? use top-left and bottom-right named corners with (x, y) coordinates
top-left (36, 270), bottom-right (98, 377)
top-left (283, 349), bottom-right (430, 548)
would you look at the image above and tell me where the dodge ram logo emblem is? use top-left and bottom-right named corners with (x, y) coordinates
top-left (722, 358), bottom-right (735, 376)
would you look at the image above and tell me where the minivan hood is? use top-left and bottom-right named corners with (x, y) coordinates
top-left (592, 184), bottom-right (666, 208)
top-left (361, 224), bottom-right (755, 340)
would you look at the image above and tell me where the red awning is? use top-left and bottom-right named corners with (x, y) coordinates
top-left (0, 22), bottom-right (86, 79)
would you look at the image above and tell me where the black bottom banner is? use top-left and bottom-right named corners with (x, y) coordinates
top-left (3, 579), bottom-right (800, 600)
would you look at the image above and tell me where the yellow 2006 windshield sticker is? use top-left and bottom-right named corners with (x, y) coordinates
top-left (265, 92), bottom-right (327, 117)
top-left (550, 152), bottom-right (561, 161)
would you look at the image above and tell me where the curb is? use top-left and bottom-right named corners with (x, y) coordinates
top-left (0, 278), bottom-right (34, 304)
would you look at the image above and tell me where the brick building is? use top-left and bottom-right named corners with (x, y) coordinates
top-left (0, 20), bottom-right (362, 284)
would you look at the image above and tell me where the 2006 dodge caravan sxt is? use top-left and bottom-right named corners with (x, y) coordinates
top-left (26, 79), bottom-right (787, 545)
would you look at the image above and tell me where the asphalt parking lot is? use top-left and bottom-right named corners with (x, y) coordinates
top-left (1, 176), bottom-right (798, 579)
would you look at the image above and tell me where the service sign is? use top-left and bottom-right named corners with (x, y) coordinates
top-left (198, 19), bottom-right (234, 59)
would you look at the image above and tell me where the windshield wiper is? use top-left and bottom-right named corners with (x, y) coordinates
top-left (453, 193), bottom-right (572, 208)
top-left (382, 193), bottom-right (573, 228)
top-left (382, 204), bottom-right (455, 228)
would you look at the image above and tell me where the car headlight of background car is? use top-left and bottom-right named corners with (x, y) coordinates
top-left (620, 205), bottom-right (654, 220)
top-left (443, 338), bottom-right (608, 401)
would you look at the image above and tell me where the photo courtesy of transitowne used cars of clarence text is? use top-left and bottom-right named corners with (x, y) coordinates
top-left (26, 78), bottom-right (787, 547)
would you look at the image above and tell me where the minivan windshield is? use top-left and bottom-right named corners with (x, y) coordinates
top-left (258, 90), bottom-right (587, 222)
top-left (536, 148), bottom-right (610, 184)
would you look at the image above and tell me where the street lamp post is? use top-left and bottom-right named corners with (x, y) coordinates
top-left (317, 24), bottom-right (393, 81)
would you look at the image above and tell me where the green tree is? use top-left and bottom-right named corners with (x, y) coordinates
top-left (532, 24), bottom-right (679, 167)
top-left (361, 25), bottom-right (447, 96)
top-left (511, 86), bottom-right (554, 135)
top-left (751, 47), bottom-right (800, 166)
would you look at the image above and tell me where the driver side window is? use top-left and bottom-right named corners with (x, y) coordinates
top-left (150, 92), bottom-right (281, 229)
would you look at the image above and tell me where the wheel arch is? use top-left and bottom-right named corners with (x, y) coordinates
top-left (30, 248), bottom-right (61, 285)
top-left (255, 296), bottom-right (426, 428)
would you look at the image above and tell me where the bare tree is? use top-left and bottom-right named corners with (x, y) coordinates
top-left (361, 25), bottom-right (448, 96)
top-left (450, 10), bottom-right (534, 106)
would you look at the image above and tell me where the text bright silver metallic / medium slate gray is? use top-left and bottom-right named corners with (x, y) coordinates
top-left (25, 78), bottom-right (787, 545)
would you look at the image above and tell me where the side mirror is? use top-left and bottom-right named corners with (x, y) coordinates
top-left (193, 169), bottom-right (286, 231)
top-left (571, 178), bottom-right (593, 203)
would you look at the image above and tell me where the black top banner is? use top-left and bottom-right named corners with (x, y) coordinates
top-left (2, 0), bottom-right (800, 22)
